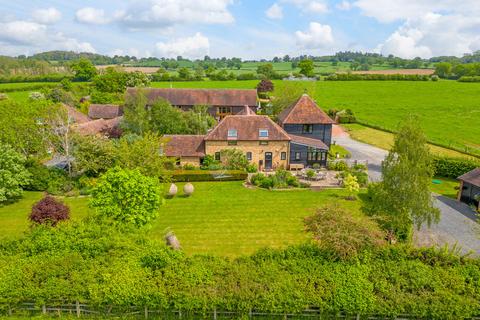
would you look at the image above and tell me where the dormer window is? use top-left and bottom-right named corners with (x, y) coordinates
top-left (259, 129), bottom-right (269, 138)
top-left (227, 129), bottom-right (237, 138)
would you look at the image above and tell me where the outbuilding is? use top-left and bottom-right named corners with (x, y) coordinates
top-left (458, 168), bottom-right (480, 211)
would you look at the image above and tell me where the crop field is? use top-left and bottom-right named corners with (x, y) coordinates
top-left (0, 182), bottom-right (361, 256)
top-left (151, 80), bottom-right (480, 157)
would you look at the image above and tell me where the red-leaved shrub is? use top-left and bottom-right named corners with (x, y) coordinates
top-left (29, 195), bottom-right (70, 226)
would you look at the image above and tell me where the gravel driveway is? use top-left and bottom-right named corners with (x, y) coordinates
top-left (332, 125), bottom-right (480, 256)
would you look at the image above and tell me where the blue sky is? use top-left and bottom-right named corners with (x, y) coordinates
top-left (1, 0), bottom-right (479, 59)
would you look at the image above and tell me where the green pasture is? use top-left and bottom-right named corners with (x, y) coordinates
top-left (151, 80), bottom-right (480, 157)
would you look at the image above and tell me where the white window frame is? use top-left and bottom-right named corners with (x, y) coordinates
top-left (259, 129), bottom-right (269, 138)
top-left (227, 129), bottom-right (237, 138)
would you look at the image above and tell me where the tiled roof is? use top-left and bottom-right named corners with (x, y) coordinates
top-left (63, 104), bottom-right (91, 124)
top-left (73, 116), bottom-right (122, 136)
top-left (278, 94), bottom-right (334, 125)
top-left (127, 88), bottom-right (258, 107)
top-left (289, 134), bottom-right (329, 150)
top-left (458, 167), bottom-right (480, 187)
top-left (88, 104), bottom-right (123, 119)
top-left (205, 115), bottom-right (290, 141)
top-left (164, 135), bottom-right (205, 157)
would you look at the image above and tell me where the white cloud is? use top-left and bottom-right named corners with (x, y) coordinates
top-left (283, 0), bottom-right (328, 14)
top-left (0, 20), bottom-right (95, 55)
top-left (31, 7), bottom-right (62, 24)
top-left (336, 1), bottom-right (352, 11)
top-left (376, 12), bottom-right (480, 58)
top-left (76, 7), bottom-right (110, 25)
top-left (266, 3), bottom-right (283, 19)
top-left (295, 22), bottom-right (333, 49)
top-left (155, 33), bottom-right (210, 59)
top-left (354, 0), bottom-right (480, 23)
top-left (116, 0), bottom-right (234, 29)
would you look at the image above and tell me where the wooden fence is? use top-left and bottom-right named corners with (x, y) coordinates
top-left (2, 302), bottom-right (480, 319)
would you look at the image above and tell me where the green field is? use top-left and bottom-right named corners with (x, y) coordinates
top-left (0, 182), bottom-right (361, 256)
top-left (151, 80), bottom-right (480, 157)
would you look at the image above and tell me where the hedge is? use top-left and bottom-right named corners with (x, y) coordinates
top-left (172, 170), bottom-right (248, 182)
top-left (325, 73), bottom-right (431, 81)
top-left (433, 156), bottom-right (480, 179)
top-left (0, 220), bottom-right (479, 319)
top-left (0, 74), bottom-right (72, 84)
top-left (0, 83), bottom-right (58, 93)
top-left (458, 76), bottom-right (480, 82)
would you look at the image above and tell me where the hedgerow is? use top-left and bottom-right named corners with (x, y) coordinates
top-left (433, 156), bottom-right (480, 178)
top-left (172, 170), bottom-right (248, 182)
top-left (0, 220), bottom-right (479, 318)
top-left (325, 73), bottom-right (431, 81)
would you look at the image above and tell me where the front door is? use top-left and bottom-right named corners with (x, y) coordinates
top-left (265, 152), bottom-right (273, 170)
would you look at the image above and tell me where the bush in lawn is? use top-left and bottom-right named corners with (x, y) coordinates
top-left (336, 109), bottom-right (356, 123)
top-left (305, 169), bottom-right (316, 180)
top-left (432, 156), bottom-right (480, 179)
top-left (0, 144), bottom-right (31, 204)
top-left (304, 204), bottom-right (385, 259)
top-left (343, 174), bottom-right (360, 200)
top-left (29, 195), bottom-right (70, 226)
top-left (251, 170), bottom-right (300, 189)
top-left (28, 91), bottom-right (45, 100)
top-left (90, 167), bottom-right (162, 228)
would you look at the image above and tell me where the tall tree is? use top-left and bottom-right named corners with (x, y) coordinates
top-left (367, 116), bottom-right (440, 242)
top-left (298, 59), bottom-right (314, 77)
top-left (70, 58), bottom-right (97, 81)
top-left (0, 144), bottom-right (31, 205)
top-left (122, 89), bottom-right (149, 135)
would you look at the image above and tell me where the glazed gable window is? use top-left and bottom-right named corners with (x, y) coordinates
top-left (227, 129), bottom-right (237, 138)
top-left (259, 129), bottom-right (269, 138)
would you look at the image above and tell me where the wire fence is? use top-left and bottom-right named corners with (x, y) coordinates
top-left (2, 302), bottom-right (480, 320)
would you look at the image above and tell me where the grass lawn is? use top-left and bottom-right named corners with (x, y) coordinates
top-left (430, 177), bottom-right (460, 199)
top-left (0, 182), bottom-right (363, 257)
top-left (342, 123), bottom-right (476, 159)
top-left (0, 192), bottom-right (91, 240)
top-left (151, 80), bottom-right (480, 157)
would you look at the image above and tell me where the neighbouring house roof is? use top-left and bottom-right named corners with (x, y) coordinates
top-left (63, 104), bottom-right (91, 124)
top-left (289, 134), bottom-right (329, 150)
top-left (88, 104), bottom-right (123, 119)
top-left (237, 105), bottom-right (256, 115)
top-left (126, 88), bottom-right (258, 107)
top-left (458, 168), bottom-right (480, 187)
top-left (205, 115), bottom-right (290, 141)
top-left (73, 116), bottom-right (123, 136)
top-left (164, 135), bottom-right (206, 157)
top-left (278, 94), bottom-right (334, 125)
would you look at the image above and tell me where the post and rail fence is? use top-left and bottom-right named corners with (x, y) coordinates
top-left (2, 302), bottom-right (480, 320)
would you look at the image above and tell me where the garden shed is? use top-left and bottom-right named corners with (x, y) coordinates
top-left (458, 168), bottom-right (480, 211)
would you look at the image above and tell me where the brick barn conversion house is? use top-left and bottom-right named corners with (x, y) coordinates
top-left (458, 168), bottom-right (480, 211)
top-left (132, 88), bottom-right (335, 170)
top-left (126, 88), bottom-right (259, 120)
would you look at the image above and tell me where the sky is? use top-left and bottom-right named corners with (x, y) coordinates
top-left (1, 0), bottom-right (480, 60)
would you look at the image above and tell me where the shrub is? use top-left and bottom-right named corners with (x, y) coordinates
top-left (433, 156), bottom-right (480, 178)
top-left (24, 159), bottom-right (69, 194)
top-left (182, 163), bottom-right (197, 170)
top-left (28, 91), bottom-right (45, 100)
top-left (200, 155), bottom-right (223, 170)
top-left (336, 109), bottom-right (356, 123)
top-left (328, 161), bottom-right (348, 171)
top-left (251, 170), bottom-right (301, 189)
top-left (305, 169), bottom-right (316, 180)
top-left (0, 144), bottom-right (31, 204)
top-left (343, 174), bottom-right (360, 199)
top-left (90, 167), bottom-right (162, 228)
top-left (29, 195), bottom-right (70, 226)
top-left (246, 163), bottom-right (258, 173)
top-left (220, 149), bottom-right (249, 170)
top-left (236, 73), bottom-right (258, 80)
top-left (173, 170), bottom-right (248, 182)
top-left (304, 204), bottom-right (385, 259)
